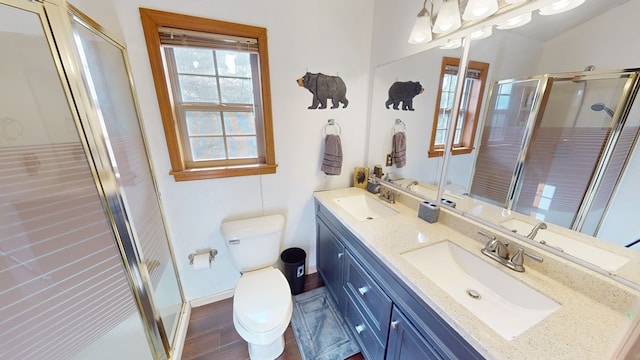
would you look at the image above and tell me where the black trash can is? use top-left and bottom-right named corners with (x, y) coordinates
top-left (280, 247), bottom-right (306, 295)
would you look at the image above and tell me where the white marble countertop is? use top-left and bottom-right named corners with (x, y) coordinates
top-left (314, 187), bottom-right (640, 360)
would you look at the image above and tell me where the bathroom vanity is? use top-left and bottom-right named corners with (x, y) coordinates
top-left (316, 197), bottom-right (481, 359)
top-left (314, 187), bottom-right (640, 359)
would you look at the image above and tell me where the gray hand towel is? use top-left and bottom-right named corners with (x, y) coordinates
top-left (321, 134), bottom-right (343, 175)
top-left (392, 131), bottom-right (406, 168)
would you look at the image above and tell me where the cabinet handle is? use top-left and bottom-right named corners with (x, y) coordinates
top-left (355, 324), bottom-right (366, 334)
top-left (358, 285), bottom-right (369, 295)
top-left (390, 320), bottom-right (399, 330)
top-left (337, 252), bottom-right (344, 259)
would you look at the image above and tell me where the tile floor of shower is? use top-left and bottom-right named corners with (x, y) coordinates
top-left (182, 272), bottom-right (365, 360)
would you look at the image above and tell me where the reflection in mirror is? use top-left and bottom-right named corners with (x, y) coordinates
top-left (456, 77), bottom-right (545, 204)
top-left (367, 45), bottom-right (463, 201)
top-left (368, 0), bottom-right (640, 288)
top-left (440, 1), bottom-right (640, 285)
top-left (457, 70), bottom-right (640, 273)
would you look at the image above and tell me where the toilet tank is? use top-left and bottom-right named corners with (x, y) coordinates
top-left (221, 214), bottom-right (285, 272)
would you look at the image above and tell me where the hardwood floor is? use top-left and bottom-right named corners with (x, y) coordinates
top-left (181, 272), bottom-right (365, 360)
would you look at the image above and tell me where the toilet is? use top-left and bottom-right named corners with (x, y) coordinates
top-left (220, 214), bottom-right (292, 360)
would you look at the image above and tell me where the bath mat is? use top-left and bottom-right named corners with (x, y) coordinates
top-left (291, 287), bottom-right (360, 360)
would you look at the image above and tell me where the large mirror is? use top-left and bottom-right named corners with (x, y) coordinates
top-left (368, 45), bottom-right (463, 198)
top-left (367, 0), bottom-right (640, 287)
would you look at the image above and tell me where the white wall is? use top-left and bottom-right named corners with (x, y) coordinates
top-left (370, 0), bottom-right (437, 67)
top-left (536, 0), bottom-right (640, 73)
top-left (101, 0), bottom-right (375, 301)
top-left (68, 0), bottom-right (123, 42)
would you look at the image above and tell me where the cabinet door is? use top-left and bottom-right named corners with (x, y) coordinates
top-left (344, 252), bottom-right (392, 342)
top-left (387, 306), bottom-right (442, 360)
top-left (316, 217), bottom-right (345, 309)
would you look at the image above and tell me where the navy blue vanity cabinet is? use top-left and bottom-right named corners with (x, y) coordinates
top-left (315, 199), bottom-right (485, 360)
top-left (344, 252), bottom-right (392, 342)
top-left (343, 252), bottom-right (392, 360)
top-left (316, 212), bottom-right (346, 310)
top-left (387, 306), bottom-right (442, 360)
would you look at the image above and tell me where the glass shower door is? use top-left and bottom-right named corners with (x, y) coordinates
top-left (68, 12), bottom-right (184, 346)
top-left (469, 78), bottom-right (545, 207)
top-left (513, 73), bottom-right (637, 231)
top-left (0, 2), bottom-right (153, 359)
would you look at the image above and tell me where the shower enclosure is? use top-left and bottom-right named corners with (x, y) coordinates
top-left (470, 68), bottom-right (640, 236)
top-left (0, 1), bottom-right (186, 359)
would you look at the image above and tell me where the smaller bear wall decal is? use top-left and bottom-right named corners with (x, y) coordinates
top-left (385, 81), bottom-right (424, 111)
top-left (297, 72), bottom-right (349, 109)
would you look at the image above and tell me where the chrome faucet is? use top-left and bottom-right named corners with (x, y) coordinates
top-left (510, 248), bottom-right (543, 272)
top-left (526, 222), bottom-right (547, 240)
top-left (479, 231), bottom-right (544, 272)
top-left (379, 188), bottom-right (396, 204)
top-left (482, 237), bottom-right (510, 260)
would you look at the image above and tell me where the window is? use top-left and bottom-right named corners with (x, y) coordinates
top-left (140, 8), bottom-right (276, 181)
top-left (428, 57), bottom-right (489, 157)
top-left (488, 82), bottom-right (513, 142)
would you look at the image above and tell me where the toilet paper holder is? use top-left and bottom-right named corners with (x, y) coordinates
top-left (188, 249), bottom-right (218, 265)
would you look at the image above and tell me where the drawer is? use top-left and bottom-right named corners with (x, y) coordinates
top-left (344, 252), bottom-right (392, 341)
top-left (344, 292), bottom-right (386, 360)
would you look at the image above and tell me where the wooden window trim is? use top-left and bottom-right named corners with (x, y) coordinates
top-left (139, 8), bottom-right (277, 181)
top-left (428, 57), bottom-right (489, 158)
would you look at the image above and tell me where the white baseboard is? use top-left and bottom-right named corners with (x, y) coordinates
top-left (189, 289), bottom-right (235, 308)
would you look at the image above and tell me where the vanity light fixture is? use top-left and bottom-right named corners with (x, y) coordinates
top-left (463, 0), bottom-right (499, 21)
top-left (470, 26), bottom-right (493, 40)
top-left (539, 0), bottom-right (586, 15)
top-left (496, 12), bottom-right (532, 29)
top-left (408, 0), bottom-right (433, 44)
top-left (433, 0), bottom-right (462, 34)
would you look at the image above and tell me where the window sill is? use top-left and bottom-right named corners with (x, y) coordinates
top-left (170, 163), bottom-right (277, 182)
top-left (428, 147), bottom-right (474, 158)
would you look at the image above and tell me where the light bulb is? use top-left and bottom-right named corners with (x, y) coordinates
top-left (496, 12), bottom-right (532, 29)
top-left (539, 0), bottom-right (585, 15)
top-left (470, 27), bottom-right (493, 40)
top-left (433, 1), bottom-right (462, 34)
top-left (463, 0), bottom-right (498, 21)
top-left (408, 10), bottom-right (432, 44)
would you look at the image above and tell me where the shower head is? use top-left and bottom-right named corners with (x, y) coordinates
top-left (590, 103), bottom-right (615, 118)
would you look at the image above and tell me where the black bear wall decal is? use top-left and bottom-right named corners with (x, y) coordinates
top-left (385, 81), bottom-right (424, 111)
top-left (297, 72), bottom-right (349, 109)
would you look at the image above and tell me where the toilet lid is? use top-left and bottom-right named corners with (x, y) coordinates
top-left (234, 267), bottom-right (292, 333)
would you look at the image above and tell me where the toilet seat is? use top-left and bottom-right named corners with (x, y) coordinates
top-left (233, 267), bottom-right (292, 339)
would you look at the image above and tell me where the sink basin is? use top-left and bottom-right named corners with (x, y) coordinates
top-left (333, 194), bottom-right (398, 221)
top-left (401, 241), bottom-right (560, 340)
top-left (500, 218), bottom-right (629, 272)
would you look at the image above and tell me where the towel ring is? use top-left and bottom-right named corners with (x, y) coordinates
top-left (394, 119), bottom-right (406, 133)
top-left (323, 119), bottom-right (341, 135)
